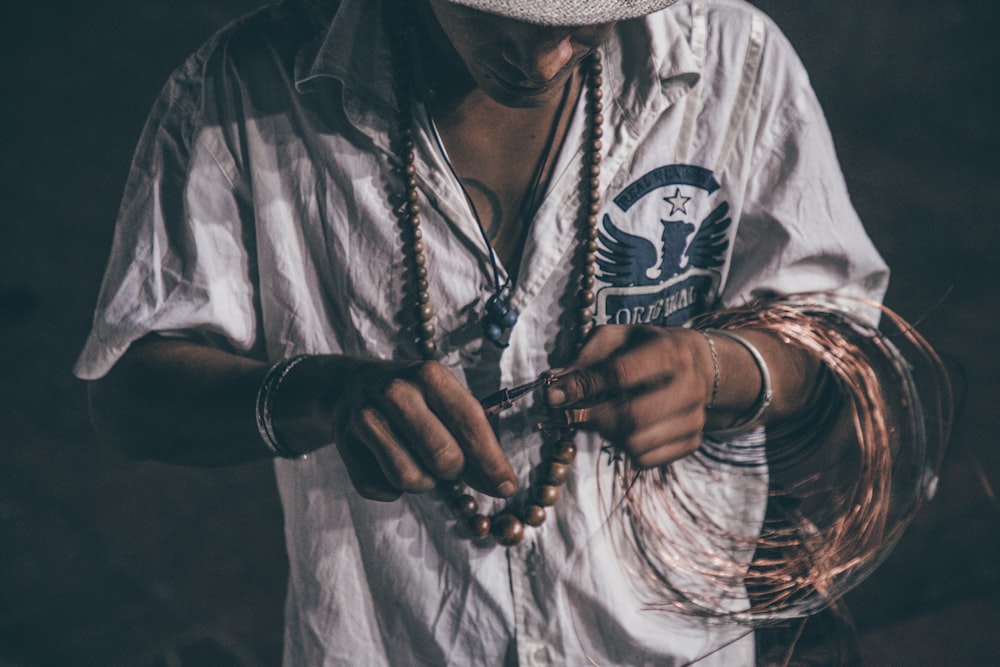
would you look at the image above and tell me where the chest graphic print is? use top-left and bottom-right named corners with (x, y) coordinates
top-left (596, 164), bottom-right (731, 326)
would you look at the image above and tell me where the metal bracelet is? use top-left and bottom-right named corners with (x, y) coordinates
top-left (702, 329), bottom-right (773, 438)
top-left (255, 355), bottom-right (311, 460)
top-left (699, 330), bottom-right (720, 410)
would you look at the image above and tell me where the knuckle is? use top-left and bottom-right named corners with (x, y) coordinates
top-left (353, 404), bottom-right (380, 432)
top-left (382, 377), bottom-right (412, 404)
top-left (614, 402), bottom-right (640, 435)
top-left (573, 368), bottom-right (603, 397)
top-left (415, 360), bottom-right (450, 386)
top-left (607, 359), bottom-right (637, 391)
top-left (425, 444), bottom-right (464, 478)
top-left (391, 466), bottom-right (434, 493)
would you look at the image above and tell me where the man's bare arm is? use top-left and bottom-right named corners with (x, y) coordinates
top-left (87, 336), bottom-right (516, 499)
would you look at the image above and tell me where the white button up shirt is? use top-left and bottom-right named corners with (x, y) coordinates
top-left (76, 0), bottom-right (888, 664)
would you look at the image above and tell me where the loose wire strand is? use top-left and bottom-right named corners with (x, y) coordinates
top-left (602, 293), bottom-right (953, 624)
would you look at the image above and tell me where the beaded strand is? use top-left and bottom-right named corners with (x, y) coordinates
top-left (390, 15), bottom-right (604, 546)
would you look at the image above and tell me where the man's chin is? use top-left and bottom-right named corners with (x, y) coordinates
top-left (481, 79), bottom-right (565, 109)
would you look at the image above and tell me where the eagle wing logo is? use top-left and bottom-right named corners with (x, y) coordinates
top-left (597, 202), bottom-right (731, 288)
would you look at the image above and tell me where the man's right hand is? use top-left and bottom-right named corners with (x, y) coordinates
top-left (88, 338), bottom-right (516, 501)
top-left (273, 356), bottom-right (517, 502)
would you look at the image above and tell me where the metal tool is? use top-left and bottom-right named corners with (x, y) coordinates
top-left (479, 375), bottom-right (557, 415)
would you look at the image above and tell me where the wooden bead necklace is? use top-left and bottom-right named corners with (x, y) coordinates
top-left (389, 17), bottom-right (605, 546)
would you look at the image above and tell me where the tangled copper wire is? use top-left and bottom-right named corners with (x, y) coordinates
top-left (607, 293), bottom-right (953, 623)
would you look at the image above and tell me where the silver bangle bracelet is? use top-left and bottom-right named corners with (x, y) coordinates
top-left (255, 355), bottom-right (311, 460)
top-left (702, 329), bottom-right (773, 438)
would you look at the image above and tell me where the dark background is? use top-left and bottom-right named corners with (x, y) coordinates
top-left (2, 0), bottom-right (998, 664)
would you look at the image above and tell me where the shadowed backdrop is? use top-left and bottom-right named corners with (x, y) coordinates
top-left (2, 0), bottom-right (997, 664)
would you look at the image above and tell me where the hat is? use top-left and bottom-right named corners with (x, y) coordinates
top-left (444, 0), bottom-right (680, 26)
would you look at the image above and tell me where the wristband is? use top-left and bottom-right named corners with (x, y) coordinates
top-left (702, 329), bottom-right (773, 438)
top-left (255, 355), bottom-right (311, 460)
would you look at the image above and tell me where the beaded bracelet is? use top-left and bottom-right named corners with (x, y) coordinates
top-left (702, 329), bottom-right (773, 438)
top-left (255, 355), bottom-right (311, 460)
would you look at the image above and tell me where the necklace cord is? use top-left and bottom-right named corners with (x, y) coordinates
top-left (390, 2), bottom-right (604, 545)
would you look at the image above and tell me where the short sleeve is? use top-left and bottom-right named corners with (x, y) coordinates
top-left (722, 42), bottom-right (889, 325)
top-left (74, 50), bottom-right (259, 380)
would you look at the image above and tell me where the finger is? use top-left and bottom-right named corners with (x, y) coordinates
top-left (384, 362), bottom-right (516, 498)
top-left (630, 427), bottom-right (704, 468)
top-left (335, 434), bottom-right (402, 502)
top-left (621, 411), bottom-right (705, 466)
top-left (548, 328), bottom-right (691, 408)
top-left (376, 378), bottom-right (467, 482)
top-left (421, 376), bottom-right (517, 498)
top-left (352, 404), bottom-right (437, 494)
top-left (580, 382), bottom-right (704, 443)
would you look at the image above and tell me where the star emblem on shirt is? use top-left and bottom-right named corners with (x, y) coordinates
top-left (664, 188), bottom-right (691, 216)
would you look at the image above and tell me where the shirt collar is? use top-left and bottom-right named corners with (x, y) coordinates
top-left (293, 0), bottom-right (396, 111)
top-left (292, 0), bottom-right (701, 121)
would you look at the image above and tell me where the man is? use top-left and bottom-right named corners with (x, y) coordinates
top-left (77, 0), bottom-right (889, 663)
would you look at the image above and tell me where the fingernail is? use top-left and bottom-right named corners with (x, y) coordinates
top-left (497, 480), bottom-right (516, 497)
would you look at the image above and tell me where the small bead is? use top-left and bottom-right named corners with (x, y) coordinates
top-left (586, 214), bottom-right (598, 228)
top-left (586, 239), bottom-right (598, 253)
top-left (401, 138), bottom-right (415, 151)
top-left (407, 202), bottom-right (421, 215)
top-left (407, 175), bottom-right (418, 189)
top-left (589, 177), bottom-right (600, 191)
top-left (591, 139), bottom-right (603, 152)
top-left (415, 265), bottom-right (427, 279)
top-left (413, 240), bottom-right (424, 254)
top-left (418, 339), bottom-right (437, 358)
top-left (416, 290), bottom-right (430, 305)
top-left (407, 189), bottom-right (419, 202)
top-left (405, 164), bottom-right (416, 177)
top-left (543, 462), bottom-right (570, 486)
top-left (591, 74), bottom-right (603, 87)
top-left (419, 321), bottom-right (435, 338)
top-left (585, 252), bottom-right (597, 265)
top-left (588, 87), bottom-right (603, 101)
top-left (552, 440), bottom-right (577, 464)
top-left (414, 253), bottom-right (426, 267)
top-left (409, 214), bottom-right (421, 228)
top-left (579, 308), bottom-right (594, 325)
top-left (412, 227), bottom-right (423, 240)
top-left (581, 275), bottom-right (595, 289)
top-left (468, 514), bottom-right (491, 538)
top-left (522, 504), bottom-right (547, 527)
top-left (589, 164), bottom-right (601, 177)
top-left (405, 151), bottom-right (415, 164)
top-left (537, 485), bottom-right (560, 507)
top-left (415, 277), bottom-right (429, 292)
top-left (590, 61), bottom-right (603, 74)
top-left (440, 480), bottom-right (464, 497)
top-left (492, 512), bottom-right (525, 546)
top-left (582, 261), bottom-right (596, 275)
top-left (592, 126), bottom-right (604, 139)
top-left (593, 112), bottom-right (604, 124)
top-left (417, 303), bottom-right (434, 322)
top-left (580, 290), bottom-right (595, 306)
top-left (453, 494), bottom-right (479, 519)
